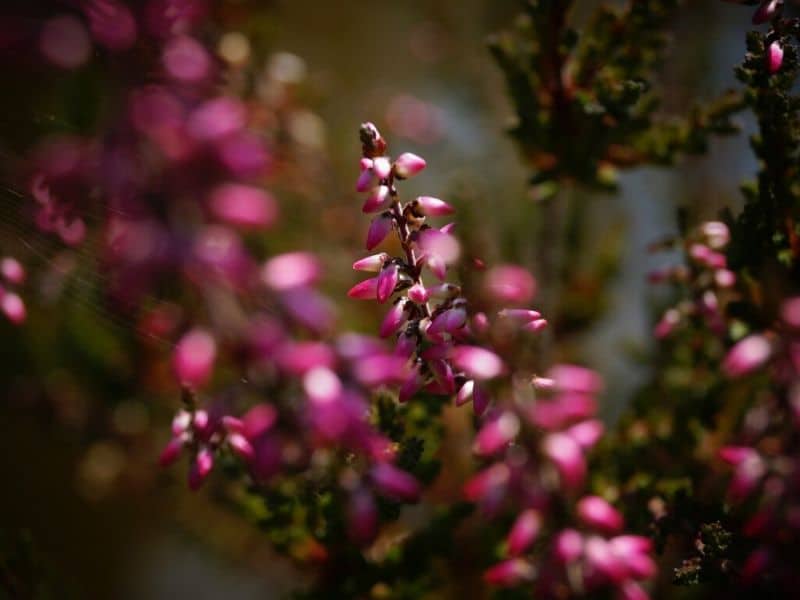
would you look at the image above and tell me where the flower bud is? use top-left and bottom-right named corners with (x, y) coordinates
top-left (428, 306), bottom-right (468, 335)
top-left (407, 283), bottom-right (429, 303)
top-left (753, 0), bottom-right (781, 25)
top-left (347, 276), bottom-right (380, 300)
top-left (370, 463), bottom-right (420, 502)
top-left (228, 433), bottom-right (255, 462)
top-left (413, 196), bottom-right (454, 216)
top-left (0, 257), bottom-right (25, 285)
top-left (158, 437), bottom-right (184, 467)
top-left (376, 263), bottom-right (399, 303)
top-left (188, 448), bottom-right (214, 490)
top-left (483, 558), bottom-right (534, 586)
top-left (262, 252), bottom-right (320, 290)
top-left (451, 345), bottom-right (505, 380)
top-left (366, 213), bottom-right (393, 250)
top-left (393, 152), bottom-right (426, 178)
top-left (542, 432), bottom-right (586, 489)
top-left (0, 292), bottom-right (26, 324)
top-left (380, 299), bottom-right (407, 338)
top-left (576, 496), bottom-right (624, 533)
top-left (474, 412), bottom-right (520, 456)
top-left (372, 156), bottom-right (392, 179)
top-left (554, 529), bottom-right (583, 563)
top-left (507, 509), bottom-right (542, 556)
top-left (722, 334), bottom-right (771, 377)
top-left (362, 185), bottom-right (390, 213)
top-left (173, 328), bottom-right (217, 389)
top-left (767, 39), bottom-right (784, 74)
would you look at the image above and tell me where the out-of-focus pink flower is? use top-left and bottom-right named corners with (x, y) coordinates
top-left (554, 528), bottom-right (584, 563)
top-left (84, 0), bottom-right (138, 50)
top-left (173, 328), bottom-right (217, 388)
top-left (1, 292), bottom-right (27, 325)
top-left (484, 265), bottom-right (537, 304)
top-left (451, 345), bottom-right (505, 380)
top-left (39, 15), bottom-right (91, 70)
top-left (507, 509), bottom-right (542, 556)
top-left (576, 496), bottom-right (624, 533)
top-left (474, 412), bottom-right (520, 456)
top-left (483, 558), bottom-right (535, 586)
top-left (188, 447), bottom-right (214, 490)
top-left (380, 299), bottom-right (407, 338)
top-left (262, 252), bottom-right (320, 291)
top-left (722, 334), bottom-right (771, 377)
top-left (370, 463), bottom-right (420, 502)
top-left (187, 97), bottom-right (246, 142)
top-left (209, 183), bottom-right (277, 229)
top-left (0, 258), bottom-right (25, 285)
top-left (163, 35), bottom-right (211, 82)
top-left (753, 0), bottom-right (782, 24)
top-left (542, 432), bottom-right (586, 489)
top-left (145, 0), bottom-right (209, 38)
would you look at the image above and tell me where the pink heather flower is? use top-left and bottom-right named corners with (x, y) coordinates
top-left (380, 299), bottom-right (407, 338)
top-left (372, 156), bottom-right (392, 179)
top-left (456, 380), bottom-right (475, 406)
top-left (262, 252), bottom-right (320, 291)
top-left (549, 364), bottom-right (603, 394)
top-left (366, 213), bottom-right (394, 250)
top-left (353, 253), bottom-right (389, 272)
top-left (472, 312), bottom-right (490, 334)
top-left (158, 436), bottom-right (185, 466)
top-left (280, 288), bottom-right (336, 333)
top-left (347, 276), bottom-right (380, 300)
top-left (700, 221), bottom-right (730, 249)
top-left (474, 412), bottom-right (520, 456)
top-left (363, 185), bottom-right (391, 213)
top-left (276, 341), bottom-right (336, 375)
top-left (145, 0), bottom-right (209, 38)
top-left (186, 97), bottom-right (246, 142)
top-left (584, 536), bottom-right (627, 583)
top-left (554, 528), bottom-right (584, 563)
top-left (451, 346), bottom-right (505, 380)
top-left (522, 319), bottom-right (548, 333)
top-left (0, 292), bottom-right (26, 324)
top-left (618, 581), bottom-right (650, 600)
top-left (725, 448), bottom-right (767, 502)
top-left (507, 509), bottom-right (542, 556)
top-left (347, 488), bottom-right (378, 545)
top-left (689, 243), bottom-right (726, 269)
top-left (376, 263), bottom-right (400, 303)
top-left (241, 404), bottom-right (278, 439)
top-left (413, 196), bottom-right (454, 216)
top-left (428, 306), bottom-right (468, 335)
top-left (173, 328), bottom-right (217, 388)
top-left (418, 229), bottom-right (460, 270)
top-left (84, 0), bottom-right (138, 51)
top-left (209, 183), bottom-right (277, 229)
top-left (353, 354), bottom-right (409, 387)
top-left (767, 40), bottom-right (784, 74)
top-left (399, 366), bottom-right (424, 402)
top-left (715, 269), bottom-right (736, 288)
top-left (0, 257), bottom-right (25, 285)
top-left (654, 308), bottom-right (681, 339)
top-left (356, 169), bottom-right (375, 192)
top-left (566, 419), bottom-right (605, 449)
top-left (227, 433), bottom-right (255, 462)
top-left (473, 383), bottom-right (490, 416)
top-left (393, 152), bottom-right (426, 178)
top-left (39, 15), bottom-right (91, 70)
top-left (542, 432), bottom-right (586, 489)
top-left (483, 558), bottom-right (535, 586)
top-left (407, 283), bottom-right (429, 303)
top-left (464, 463), bottom-right (510, 504)
top-left (753, 0), bottom-right (782, 24)
top-left (428, 359), bottom-right (456, 394)
top-left (188, 448), bottom-right (214, 490)
top-left (722, 334), bottom-right (771, 377)
top-left (162, 35), bottom-right (211, 82)
top-left (498, 308), bottom-right (542, 323)
top-left (303, 366), bottom-right (342, 403)
top-left (370, 463), bottom-right (420, 502)
top-left (484, 265), bottom-right (537, 304)
top-left (216, 131), bottom-right (269, 177)
top-left (782, 297), bottom-right (800, 328)
top-left (576, 496), bottom-right (624, 533)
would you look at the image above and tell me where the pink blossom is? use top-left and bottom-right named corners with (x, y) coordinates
top-left (370, 463), bottom-right (420, 502)
top-left (209, 183), bottom-right (277, 229)
top-left (84, 0), bottom-right (138, 51)
top-left (393, 152), bottom-right (426, 178)
top-left (353, 253), bottom-right (389, 272)
top-left (474, 412), bottom-right (520, 456)
top-left (262, 252), bottom-right (320, 291)
top-left (376, 263), bottom-right (400, 303)
top-left (188, 447), bottom-right (214, 490)
top-left (173, 329), bottom-right (217, 388)
top-left (0, 258), bottom-right (25, 285)
top-left (39, 15), bottom-right (91, 70)
top-left (767, 40), bottom-right (784, 74)
top-left (412, 196), bottom-right (454, 216)
top-left (542, 432), bottom-right (586, 489)
top-left (484, 265), bottom-right (537, 304)
top-left (0, 292), bottom-right (26, 324)
top-left (483, 558), bottom-right (535, 586)
top-left (162, 35), bottom-right (211, 82)
top-left (722, 334), bottom-right (771, 377)
top-left (347, 277), bottom-right (380, 300)
top-left (576, 496), bottom-right (624, 533)
top-left (451, 346), bottom-right (505, 380)
top-left (507, 509), bottom-right (542, 556)
top-left (366, 213), bottom-right (394, 250)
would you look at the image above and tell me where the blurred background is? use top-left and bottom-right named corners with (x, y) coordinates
top-left (0, 1), bottom-right (763, 597)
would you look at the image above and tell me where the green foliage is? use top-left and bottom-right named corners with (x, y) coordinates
top-left (489, 0), bottom-right (744, 194)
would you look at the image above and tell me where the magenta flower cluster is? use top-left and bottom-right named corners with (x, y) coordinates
top-left (351, 123), bottom-right (656, 598)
